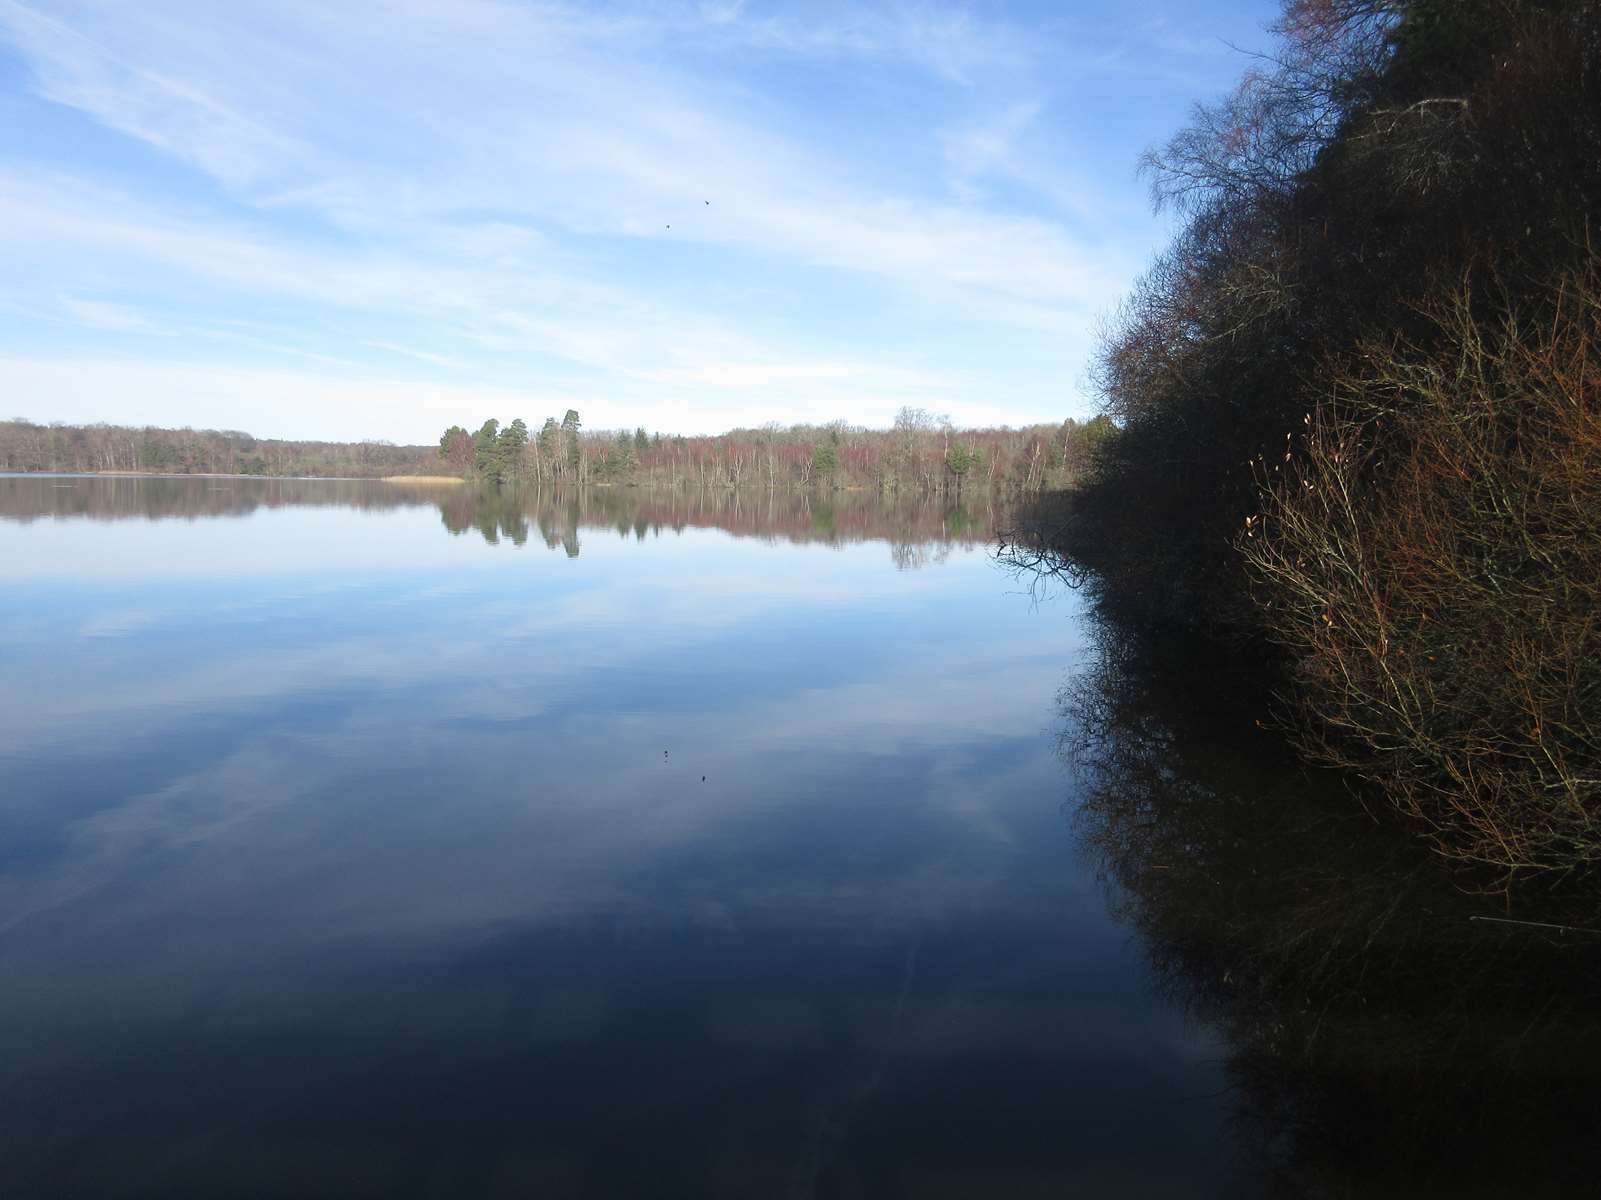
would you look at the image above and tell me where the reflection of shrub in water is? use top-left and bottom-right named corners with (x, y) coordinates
top-left (1062, 606), bottom-right (1601, 1198)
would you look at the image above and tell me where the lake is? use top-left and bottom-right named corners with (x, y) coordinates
top-left (2, 476), bottom-right (1598, 1198)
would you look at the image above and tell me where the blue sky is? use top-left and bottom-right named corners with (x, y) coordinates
top-left (0, 1), bottom-right (1275, 442)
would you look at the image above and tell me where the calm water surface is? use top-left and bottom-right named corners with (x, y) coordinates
top-left (1, 477), bottom-right (1232, 1199)
top-left (5, 476), bottom-right (1600, 1199)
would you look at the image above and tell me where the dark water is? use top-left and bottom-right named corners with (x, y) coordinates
top-left (2, 476), bottom-right (1598, 1199)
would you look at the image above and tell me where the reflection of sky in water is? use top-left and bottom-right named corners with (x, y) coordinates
top-left (0, 481), bottom-right (1236, 1198)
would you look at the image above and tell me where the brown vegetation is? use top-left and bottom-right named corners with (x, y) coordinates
top-left (1243, 272), bottom-right (1601, 874)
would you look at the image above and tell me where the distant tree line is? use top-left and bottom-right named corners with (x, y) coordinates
top-left (1040, 0), bottom-right (1601, 877)
top-left (436, 406), bottom-right (1115, 493)
top-left (0, 419), bottom-right (436, 477)
top-left (3, 407), bottom-right (1114, 495)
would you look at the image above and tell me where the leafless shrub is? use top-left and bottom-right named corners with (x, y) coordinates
top-left (1242, 267), bottom-right (1601, 875)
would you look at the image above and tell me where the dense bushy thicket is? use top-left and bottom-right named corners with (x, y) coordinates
top-left (1062, 0), bottom-right (1601, 874)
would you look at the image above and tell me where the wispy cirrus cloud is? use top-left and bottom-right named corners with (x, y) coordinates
top-left (60, 297), bottom-right (158, 333)
top-left (0, 0), bottom-right (1275, 437)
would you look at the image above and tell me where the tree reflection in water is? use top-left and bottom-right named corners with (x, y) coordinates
top-left (0, 474), bottom-right (994, 568)
top-left (434, 485), bottom-right (994, 566)
top-left (1059, 600), bottom-right (1601, 1198)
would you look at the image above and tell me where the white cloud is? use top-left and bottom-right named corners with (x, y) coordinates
top-left (2, 2), bottom-right (1124, 305)
top-left (0, 0), bottom-right (1270, 433)
top-left (61, 296), bottom-right (157, 332)
top-left (363, 341), bottom-right (463, 369)
top-left (0, 0), bottom-right (309, 187)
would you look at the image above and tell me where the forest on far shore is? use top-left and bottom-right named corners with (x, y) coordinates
top-left (0, 407), bottom-right (1113, 494)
